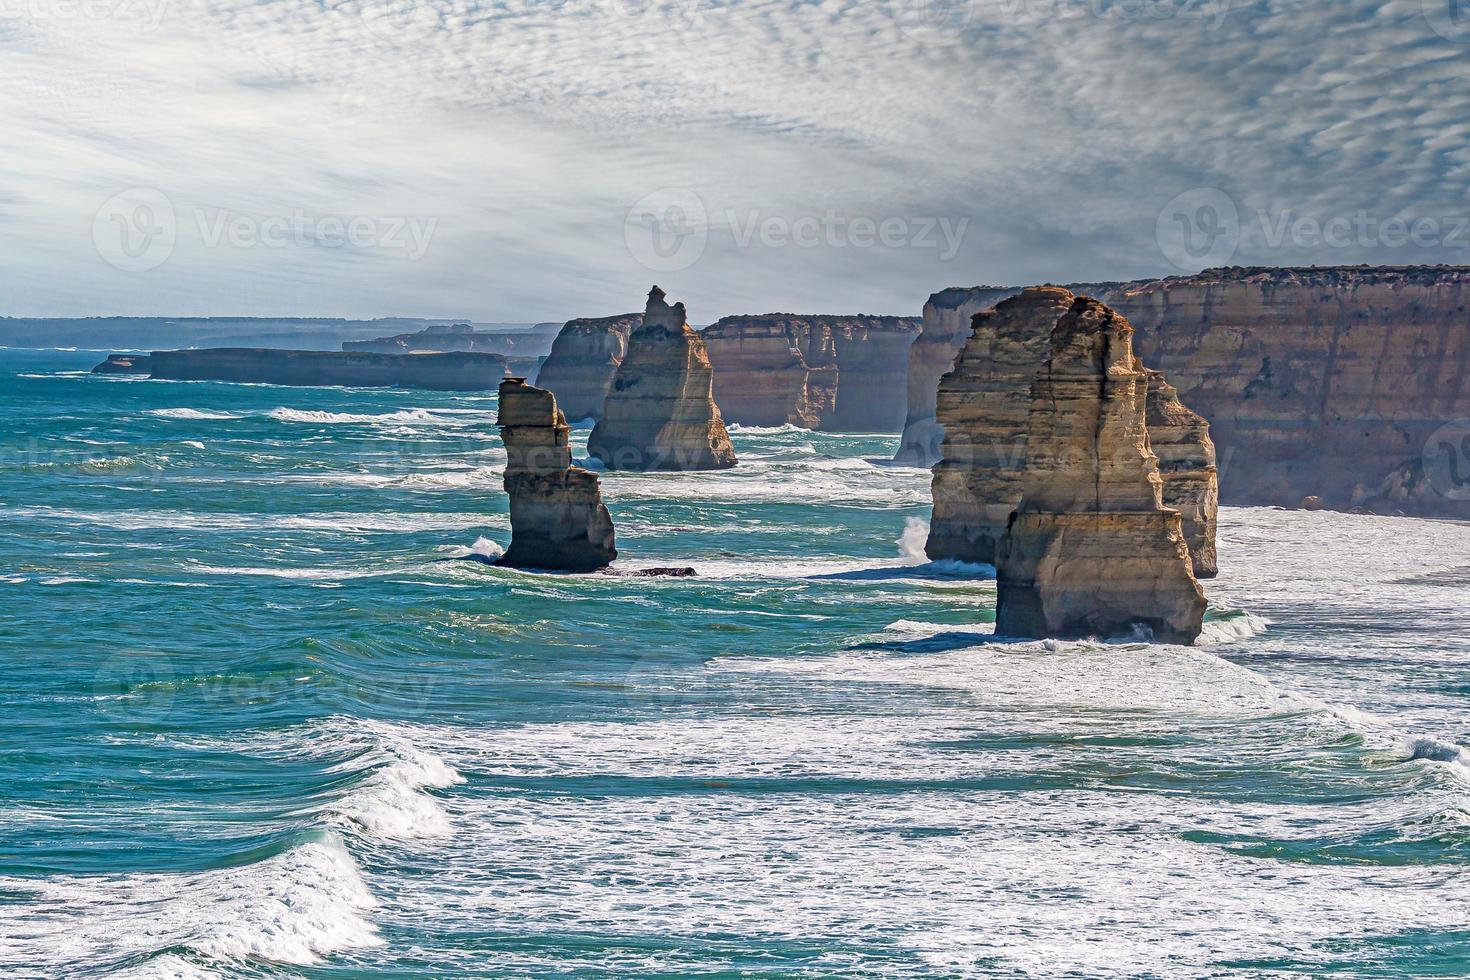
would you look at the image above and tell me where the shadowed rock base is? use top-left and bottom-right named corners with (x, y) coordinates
top-left (496, 379), bottom-right (616, 572)
top-left (588, 287), bottom-right (737, 471)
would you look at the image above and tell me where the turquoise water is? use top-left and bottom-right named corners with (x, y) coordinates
top-left (2, 348), bottom-right (1469, 978)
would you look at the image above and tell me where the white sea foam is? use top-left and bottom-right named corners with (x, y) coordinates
top-left (0, 836), bottom-right (380, 973)
top-left (180, 440), bottom-right (206, 450)
top-left (1197, 610), bottom-right (1271, 645)
top-left (145, 408), bottom-right (237, 420)
top-left (897, 515), bottom-right (928, 562)
top-left (268, 407), bottom-right (455, 425)
top-left (327, 739), bottom-right (465, 842)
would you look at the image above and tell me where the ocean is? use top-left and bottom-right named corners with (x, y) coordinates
top-left (2, 347), bottom-right (1468, 978)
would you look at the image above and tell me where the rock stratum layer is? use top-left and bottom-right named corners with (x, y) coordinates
top-left (702, 315), bottom-right (920, 431)
top-left (925, 290), bottom-right (1219, 577)
top-left (995, 289), bottom-right (1206, 645)
top-left (902, 266), bottom-right (1470, 519)
top-left (537, 314), bottom-right (641, 422)
top-left (496, 379), bottom-right (616, 572)
top-left (147, 348), bottom-right (507, 391)
top-left (588, 288), bottom-right (737, 471)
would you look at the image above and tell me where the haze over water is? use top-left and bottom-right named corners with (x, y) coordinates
top-left (4, 348), bottom-right (1470, 977)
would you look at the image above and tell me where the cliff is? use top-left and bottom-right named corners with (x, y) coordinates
top-left (588, 288), bottom-right (737, 471)
top-left (344, 322), bottom-right (558, 357)
top-left (895, 287), bottom-right (1022, 462)
top-left (1103, 266), bottom-right (1470, 518)
top-left (146, 348), bottom-right (507, 391)
top-left (496, 379), bottom-right (616, 572)
top-left (702, 315), bottom-right (919, 430)
top-left (537, 314), bottom-right (642, 422)
top-left (995, 289), bottom-right (1206, 645)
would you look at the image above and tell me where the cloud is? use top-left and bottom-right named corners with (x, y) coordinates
top-left (1, 0), bottom-right (1468, 319)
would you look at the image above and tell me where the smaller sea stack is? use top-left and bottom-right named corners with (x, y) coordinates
top-left (497, 378), bottom-right (616, 572)
top-left (995, 290), bottom-right (1206, 645)
top-left (1144, 370), bottom-right (1219, 579)
top-left (587, 287), bottom-right (737, 471)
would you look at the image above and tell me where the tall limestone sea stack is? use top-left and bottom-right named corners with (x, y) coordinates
top-left (496, 378), bottom-right (617, 572)
top-left (588, 287), bottom-right (737, 471)
top-left (995, 290), bottom-right (1206, 644)
top-left (536, 313), bottom-right (642, 422)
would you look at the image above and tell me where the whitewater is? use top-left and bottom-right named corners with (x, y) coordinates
top-left (2, 348), bottom-right (1468, 978)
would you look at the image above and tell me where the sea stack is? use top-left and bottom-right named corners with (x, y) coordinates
top-left (1144, 370), bottom-right (1219, 579)
top-left (496, 378), bottom-right (616, 572)
top-left (536, 313), bottom-right (642, 423)
top-left (925, 288), bottom-right (1072, 565)
top-left (995, 290), bottom-right (1206, 645)
top-left (587, 287), bottom-right (737, 471)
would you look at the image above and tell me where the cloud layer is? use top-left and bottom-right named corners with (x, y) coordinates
top-left (2, 0), bottom-right (1468, 320)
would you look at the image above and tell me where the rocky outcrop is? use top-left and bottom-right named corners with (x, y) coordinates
top-left (702, 315), bottom-right (919, 430)
top-left (496, 378), bottom-right (616, 572)
top-left (895, 287), bottom-right (1024, 463)
top-left (1145, 370), bottom-right (1219, 579)
top-left (925, 288), bottom-right (1071, 565)
top-left (536, 314), bottom-right (641, 423)
top-left (995, 290), bottom-right (1206, 645)
top-left (146, 348), bottom-right (507, 390)
top-left (1104, 266), bottom-right (1470, 518)
top-left (588, 288), bottom-right (736, 471)
top-left (91, 353), bottom-right (152, 374)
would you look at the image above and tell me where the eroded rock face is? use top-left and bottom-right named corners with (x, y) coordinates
top-left (536, 314), bottom-right (642, 423)
top-left (703, 315), bottom-right (919, 431)
top-left (1145, 370), bottom-right (1219, 579)
top-left (895, 287), bottom-right (1025, 463)
top-left (496, 378), bottom-right (616, 572)
top-left (587, 287), bottom-right (737, 471)
top-left (1106, 266), bottom-right (1470, 518)
top-left (925, 288), bottom-right (1072, 565)
top-left (995, 291), bottom-right (1206, 645)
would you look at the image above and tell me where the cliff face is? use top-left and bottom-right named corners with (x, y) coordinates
top-left (147, 348), bottom-right (507, 391)
top-left (537, 314), bottom-right (641, 423)
top-left (92, 354), bottom-right (152, 374)
top-left (344, 322), bottom-right (558, 357)
top-left (496, 379), bottom-right (616, 572)
top-left (926, 288), bottom-right (1071, 565)
top-left (995, 290), bottom-right (1206, 645)
top-left (895, 287), bottom-right (1022, 463)
top-left (702, 315), bottom-right (919, 431)
top-left (1103, 266), bottom-right (1470, 518)
top-left (1145, 370), bottom-right (1219, 578)
top-left (587, 288), bottom-right (737, 471)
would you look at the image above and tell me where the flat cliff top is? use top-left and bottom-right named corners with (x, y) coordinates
top-left (1117, 265), bottom-right (1470, 296)
top-left (561, 314), bottom-right (642, 333)
top-left (703, 314), bottom-right (920, 336)
top-left (927, 286), bottom-right (1019, 310)
top-left (151, 346), bottom-right (506, 364)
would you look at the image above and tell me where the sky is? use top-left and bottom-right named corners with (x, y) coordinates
top-left (2, 0), bottom-right (1469, 321)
